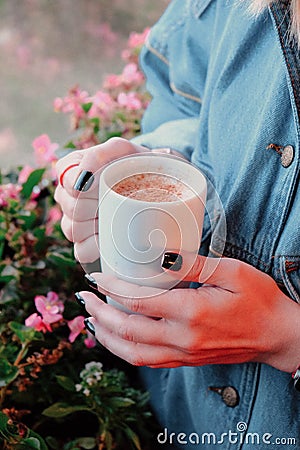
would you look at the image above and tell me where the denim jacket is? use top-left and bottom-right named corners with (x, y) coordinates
top-left (133, 0), bottom-right (300, 448)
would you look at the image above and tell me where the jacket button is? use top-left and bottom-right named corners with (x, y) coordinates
top-left (209, 386), bottom-right (240, 407)
top-left (281, 145), bottom-right (294, 168)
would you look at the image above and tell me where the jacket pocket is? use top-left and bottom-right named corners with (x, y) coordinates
top-left (280, 256), bottom-right (300, 303)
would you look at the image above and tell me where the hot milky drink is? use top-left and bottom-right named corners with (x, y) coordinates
top-left (112, 173), bottom-right (194, 202)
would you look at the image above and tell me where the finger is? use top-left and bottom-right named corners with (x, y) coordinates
top-left (61, 215), bottom-right (98, 243)
top-left (74, 235), bottom-right (100, 264)
top-left (161, 251), bottom-right (235, 290)
top-left (54, 186), bottom-right (99, 221)
top-left (54, 182), bottom-right (98, 203)
top-left (57, 138), bottom-right (144, 197)
top-left (55, 150), bottom-right (83, 177)
top-left (86, 316), bottom-right (185, 366)
top-left (146, 352), bottom-right (251, 368)
top-left (55, 150), bottom-right (85, 195)
top-left (82, 290), bottom-right (179, 346)
top-left (89, 272), bottom-right (183, 319)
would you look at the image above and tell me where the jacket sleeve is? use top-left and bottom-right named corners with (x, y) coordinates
top-left (131, 2), bottom-right (205, 161)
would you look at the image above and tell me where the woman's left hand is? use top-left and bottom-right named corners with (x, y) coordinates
top-left (79, 254), bottom-right (300, 373)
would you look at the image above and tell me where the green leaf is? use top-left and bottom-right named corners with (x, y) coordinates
top-left (108, 397), bottom-right (135, 408)
top-left (47, 252), bottom-right (76, 267)
top-left (42, 403), bottom-right (91, 418)
top-left (0, 413), bottom-right (48, 449)
top-left (0, 274), bottom-right (15, 284)
top-left (9, 321), bottom-right (43, 343)
top-left (18, 211), bottom-right (37, 229)
top-left (19, 435), bottom-right (47, 450)
top-left (104, 131), bottom-right (122, 140)
top-left (74, 437), bottom-right (97, 449)
top-left (33, 227), bottom-right (46, 240)
top-left (0, 411), bottom-right (11, 440)
top-left (123, 426), bottom-right (141, 450)
top-left (82, 102), bottom-right (93, 113)
top-left (0, 358), bottom-right (19, 386)
top-left (21, 168), bottom-right (46, 200)
top-left (0, 241), bottom-right (5, 260)
top-left (90, 117), bottom-right (100, 134)
top-left (56, 375), bottom-right (76, 392)
top-left (104, 431), bottom-right (113, 450)
top-left (64, 141), bottom-right (77, 150)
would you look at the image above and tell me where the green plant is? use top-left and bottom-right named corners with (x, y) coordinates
top-left (0, 28), bottom-right (157, 450)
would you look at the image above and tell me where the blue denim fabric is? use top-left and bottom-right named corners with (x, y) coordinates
top-left (132, 0), bottom-right (300, 448)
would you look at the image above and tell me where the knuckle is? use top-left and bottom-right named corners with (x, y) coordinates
top-left (64, 198), bottom-right (76, 219)
top-left (61, 216), bottom-right (73, 242)
top-left (53, 187), bottom-right (60, 203)
top-left (108, 136), bottom-right (127, 147)
top-left (117, 323), bottom-right (134, 342)
top-left (184, 331), bottom-right (203, 355)
top-left (127, 349), bottom-right (145, 366)
top-left (224, 258), bottom-right (245, 278)
top-left (187, 255), bottom-right (205, 282)
top-left (183, 304), bottom-right (201, 328)
top-left (123, 297), bottom-right (142, 314)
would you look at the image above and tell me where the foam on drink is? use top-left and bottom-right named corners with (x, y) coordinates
top-left (112, 172), bottom-right (194, 202)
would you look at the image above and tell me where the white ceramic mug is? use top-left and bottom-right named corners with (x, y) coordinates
top-left (98, 153), bottom-right (207, 309)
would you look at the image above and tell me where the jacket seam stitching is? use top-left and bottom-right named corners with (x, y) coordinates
top-left (170, 81), bottom-right (202, 104)
top-left (270, 4), bottom-right (300, 121)
top-left (144, 36), bottom-right (170, 66)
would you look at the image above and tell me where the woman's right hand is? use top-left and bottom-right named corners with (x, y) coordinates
top-left (54, 137), bottom-right (146, 264)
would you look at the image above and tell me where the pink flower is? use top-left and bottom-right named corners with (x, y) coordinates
top-left (84, 336), bottom-right (97, 348)
top-left (53, 97), bottom-right (64, 112)
top-left (0, 183), bottom-right (21, 207)
top-left (67, 315), bottom-right (85, 343)
top-left (88, 91), bottom-right (115, 119)
top-left (32, 134), bottom-right (59, 166)
top-left (46, 205), bottom-right (63, 235)
top-left (35, 291), bottom-right (64, 325)
top-left (121, 49), bottom-right (131, 61)
top-left (117, 92), bottom-right (142, 111)
top-left (18, 165), bottom-right (34, 184)
top-left (127, 28), bottom-right (150, 49)
top-left (25, 313), bottom-right (51, 333)
top-left (25, 291), bottom-right (64, 333)
top-left (53, 86), bottom-right (90, 120)
top-left (121, 63), bottom-right (144, 86)
top-left (103, 73), bottom-right (122, 90)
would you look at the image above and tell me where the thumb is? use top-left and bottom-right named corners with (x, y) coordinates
top-left (161, 251), bottom-right (227, 286)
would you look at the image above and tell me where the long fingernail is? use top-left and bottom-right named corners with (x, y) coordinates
top-left (74, 292), bottom-right (85, 307)
top-left (73, 171), bottom-right (94, 191)
top-left (161, 252), bottom-right (183, 271)
top-left (84, 318), bottom-right (95, 336)
top-left (85, 274), bottom-right (97, 289)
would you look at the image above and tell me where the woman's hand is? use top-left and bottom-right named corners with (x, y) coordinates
top-left (79, 253), bottom-right (300, 373)
top-left (54, 138), bottom-right (146, 263)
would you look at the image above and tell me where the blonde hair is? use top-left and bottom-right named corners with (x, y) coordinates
top-left (248, 0), bottom-right (300, 44)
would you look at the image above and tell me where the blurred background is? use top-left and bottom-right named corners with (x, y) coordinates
top-left (0, 0), bottom-right (169, 168)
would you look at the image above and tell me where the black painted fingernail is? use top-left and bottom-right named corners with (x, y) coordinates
top-left (73, 171), bottom-right (94, 191)
top-left (84, 318), bottom-right (95, 336)
top-left (161, 252), bottom-right (183, 271)
top-left (85, 273), bottom-right (98, 289)
top-left (74, 292), bottom-right (86, 307)
top-left (97, 292), bottom-right (107, 302)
